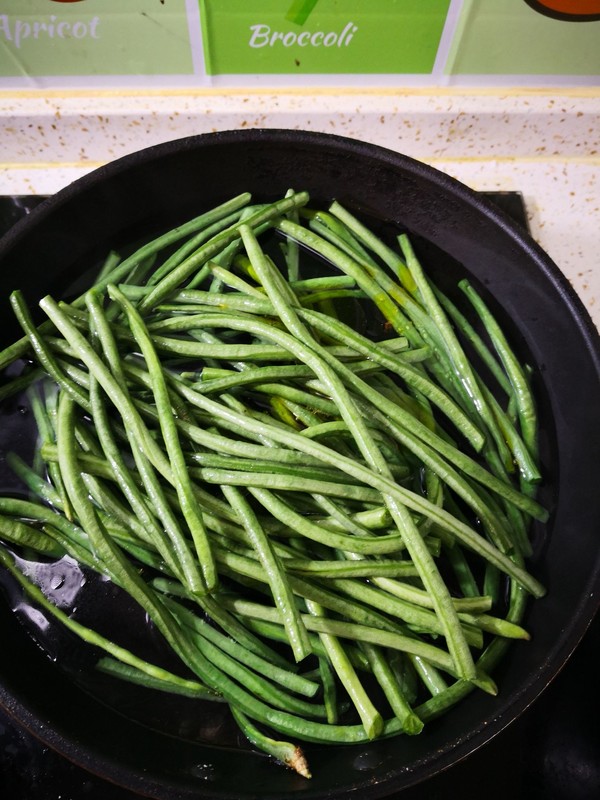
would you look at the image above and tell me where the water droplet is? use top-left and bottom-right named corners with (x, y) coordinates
top-left (50, 575), bottom-right (65, 591)
top-left (189, 763), bottom-right (216, 781)
top-left (353, 749), bottom-right (383, 772)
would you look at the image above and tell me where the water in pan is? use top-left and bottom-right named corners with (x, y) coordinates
top-left (0, 194), bottom-right (553, 757)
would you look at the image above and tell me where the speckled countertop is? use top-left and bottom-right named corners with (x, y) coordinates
top-left (0, 87), bottom-right (598, 328)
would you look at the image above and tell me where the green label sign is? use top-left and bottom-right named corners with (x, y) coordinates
top-left (199, 0), bottom-right (452, 75)
top-left (446, 0), bottom-right (600, 76)
top-left (0, 0), bottom-right (193, 78)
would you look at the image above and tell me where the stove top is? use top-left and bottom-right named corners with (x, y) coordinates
top-left (0, 192), bottom-right (598, 800)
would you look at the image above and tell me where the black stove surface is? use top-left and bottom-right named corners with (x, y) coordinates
top-left (0, 192), bottom-right (598, 800)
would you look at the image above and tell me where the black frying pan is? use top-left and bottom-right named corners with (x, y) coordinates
top-left (0, 129), bottom-right (599, 799)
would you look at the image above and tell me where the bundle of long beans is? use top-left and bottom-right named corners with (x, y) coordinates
top-left (0, 190), bottom-right (547, 777)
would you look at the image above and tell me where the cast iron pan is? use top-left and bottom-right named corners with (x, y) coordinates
top-left (0, 129), bottom-right (599, 799)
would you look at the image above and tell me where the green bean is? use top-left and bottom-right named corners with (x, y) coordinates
top-left (207, 263), bottom-right (267, 298)
top-left (243, 616), bottom-right (370, 673)
top-left (398, 235), bottom-right (505, 454)
top-left (153, 335), bottom-right (307, 362)
top-left (299, 288), bottom-right (366, 306)
top-left (277, 218), bottom-right (421, 344)
top-left (416, 566), bottom-right (528, 722)
top-left (0, 195), bottom-right (254, 370)
top-left (361, 643), bottom-right (423, 735)
top-left (94, 192), bottom-right (253, 295)
top-left (38, 296), bottom-right (218, 591)
top-left (310, 494), bottom-right (388, 536)
top-left (0, 544), bottom-right (218, 700)
top-left (298, 308), bottom-right (484, 450)
top-left (220, 595), bottom-right (493, 687)
top-left (0, 191), bottom-right (549, 778)
top-left (386, 652), bottom-right (418, 704)
top-left (318, 656), bottom-right (339, 724)
top-left (159, 309), bottom-right (543, 528)
top-left (221, 483), bottom-right (311, 663)
top-left (0, 496), bottom-right (100, 568)
top-left (80, 297), bottom-right (206, 592)
top-left (212, 544), bottom-right (412, 640)
top-left (410, 655), bottom-right (449, 697)
top-left (248, 487), bottom-right (404, 555)
top-left (176, 615), bottom-right (322, 717)
top-left (231, 707), bottom-right (311, 777)
top-left (163, 596), bottom-right (318, 698)
top-left (154, 578), bottom-right (293, 670)
top-left (305, 598), bottom-right (383, 739)
top-left (283, 558), bottom-right (418, 580)
top-left (162, 239), bottom-right (471, 679)
top-left (444, 541), bottom-right (481, 599)
top-left (53, 392), bottom-right (225, 685)
top-left (0, 367), bottom-right (43, 402)
top-left (435, 287), bottom-right (514, 400)
top-left (125, 385), bottom-right (325, 470)
top-left (248, 381), bottom-right (340, 415)
top-left (365, 400), bottom-right (544, 529)
top-left (327, 201), bottom-right (417, 293)
top-left (27, 383), bottom-right (74, 520)
top-left (199, 467), bottom-right (382, 503)
top-left (189, 453), bottom-right (351, 482)
top-left (107, 285), bottom-right (216, 593)
top-left (77, 334), bottom-right (185, 568)
top-left (137, 192), bottom-right (309, 312)
top-left (174, 384), bottom-right (545, 596)
top-left (10, 291), bottom-right (90, 412)
top-left (460, 279), bottom-right (539, 459)
top-left (308, 217), bottom-right (379, 271)
top-left (146, 210), bottom-right (247, 287)
top-left (0, 514), bottom-right (64, 556)
top-left (324, 577), bottom-right (484, 648)
top-left (96, 656), bottom-right (225, 701)
top-left (457, 611), bottom-right (529, 640)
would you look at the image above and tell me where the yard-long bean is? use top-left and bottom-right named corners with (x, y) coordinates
top-left (0, 190), bottom-right (548, 778)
